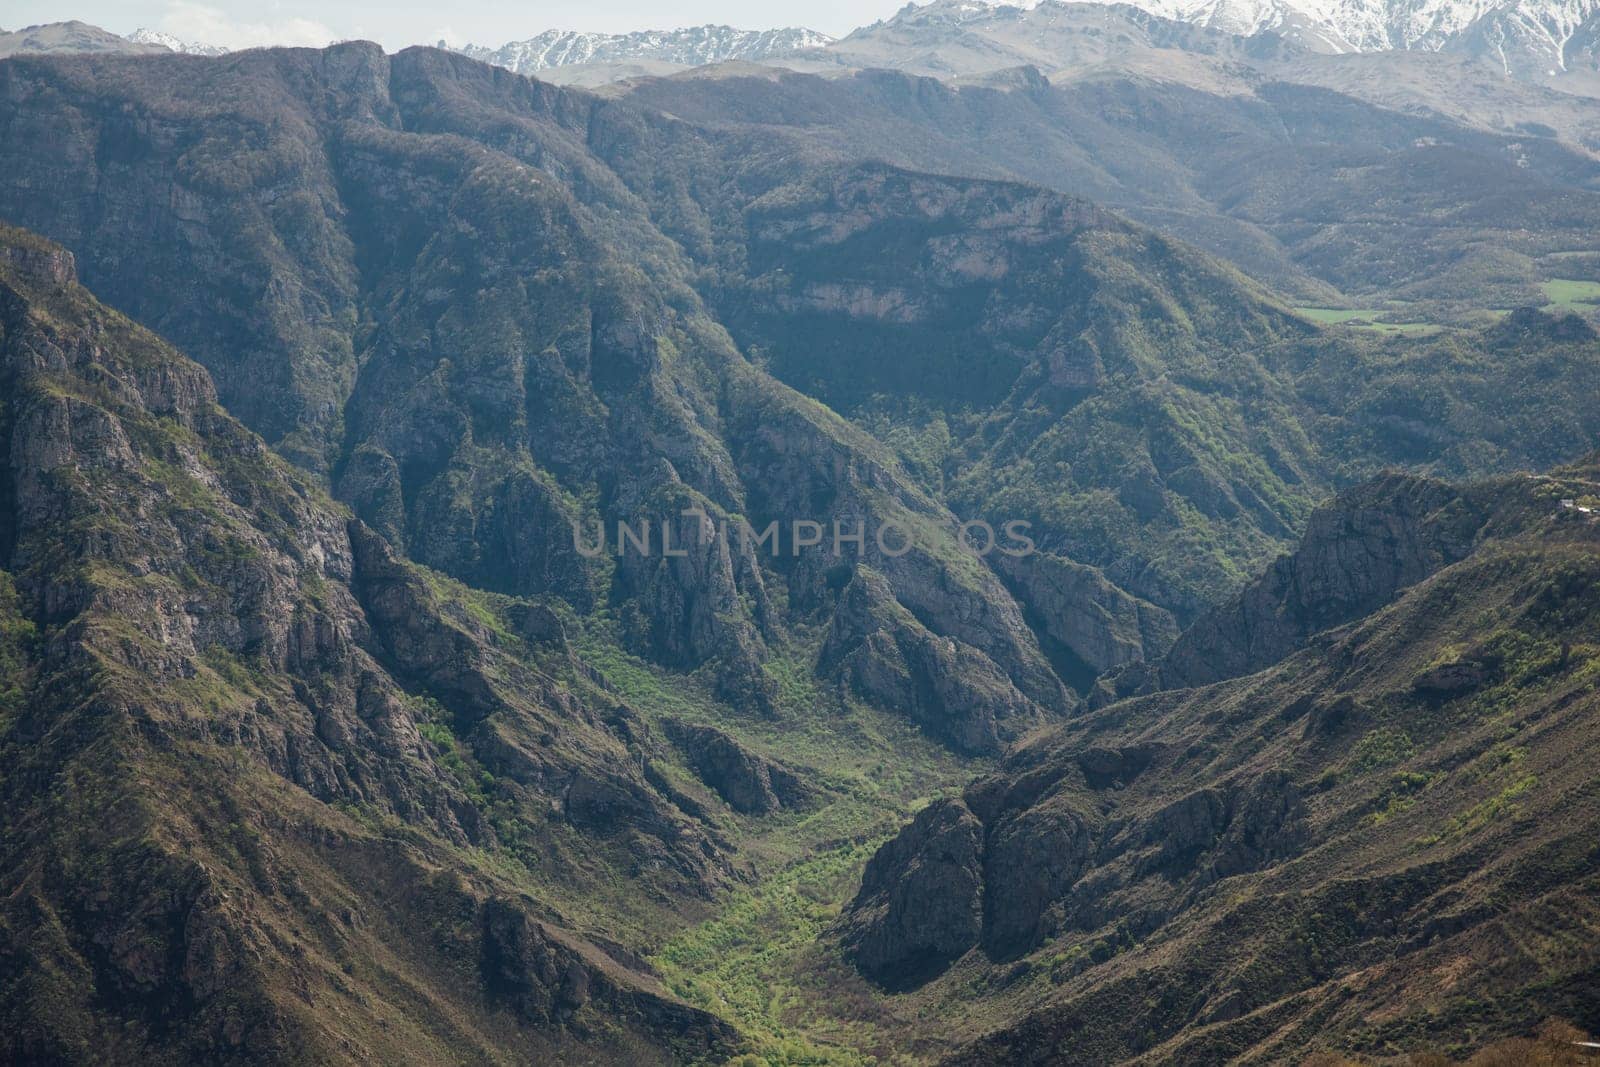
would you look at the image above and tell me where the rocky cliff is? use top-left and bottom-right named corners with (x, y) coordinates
top-left (0, 43), bottom-right (1090, 746)
top-left (837, 459), bottom-right (1600, 1062)
top-left (0, 225), bottom-right (743, 1063)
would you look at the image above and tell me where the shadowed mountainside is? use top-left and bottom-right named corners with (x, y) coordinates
top-left (1, 39), bottom-right (1599, 1063)
top-left (839, 457), bottom-right (1600, 1062)
top-left (0, 226), bottom-right (748, 1063)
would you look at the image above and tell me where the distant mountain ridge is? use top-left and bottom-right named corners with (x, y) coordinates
top-left (9, 2), bottom-right (1598, 84)
top-left (454, 24), bottom-right (833, 75)
top-left (0, 20), bottom-right (166, 57)
top-left (126, 27), bottom-right (228, 55)
top-left (1106, 0), bottom-right (1599, 61)
top-left (0, 21), bottom-right (224, 58)
top-left (880, 0), bottom-right (1600, 76)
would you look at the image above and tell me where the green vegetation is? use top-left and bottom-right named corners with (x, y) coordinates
top-left (1365, 770), bottom-right (1439, 826)
top-left (1296, 307), bottom-right (1386, 324)
top-left (655, 841), bottom-right (881, 1065)
top-left (5, 45), bottom-right (1600, 1067)
top-left (0, 572), bottom-right (36, 726)
top-left (1298, 277), bottom-right (1600, 338)
top-left (1349, 727), bottom-right (1416, 774)
top-left (1295, 306), bottom-right (1442, 336)
top-left (1541, 278), bottom-right (1600, 311)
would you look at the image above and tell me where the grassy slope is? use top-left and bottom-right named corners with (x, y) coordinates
top-left (573, 621), bottom-right (982, 1063)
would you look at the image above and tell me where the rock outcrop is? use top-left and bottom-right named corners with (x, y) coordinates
top-left (479, 896), bottom-right (741, 1058)
top-left (996, 551), bottom-right (1178, 683)
top-left (0, 227), bottom-right (741, 1063)
top-left (839, 758), bottom-right (1308, 983)
top-left (1158, 473), bottom-right (1487, 688)
top-left (837, 798), bottom-right (985, 987)
top-left (664, 720), bottom-right (811, 814)
top-left (820, 568), bottom-right (1058, 755)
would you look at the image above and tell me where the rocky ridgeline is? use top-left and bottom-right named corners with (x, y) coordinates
top-left (839, 758), bottom-right (1305, 986)
top-left (1156, 472), bottom-right (1488, 688)
top-left (0, 229), bottom-right (745, 1062)
top-left (457, 25), bottom-right (832, 74)
top-left (836, 455), bottom-right (1600, 1060)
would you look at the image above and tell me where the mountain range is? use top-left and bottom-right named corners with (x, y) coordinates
top-left (0, 14), bottom-right (1598, 1067)
top-left (454, 25), bottom-right (833, 81)
top-left (895, 0), bottom-right (1600, 75)
top-left (1084, 0), bottom-right (1600, 68)
top-left (125, 27), bottom-right (228, 56)
top-left (10, 0), bottom-right (1600, 85)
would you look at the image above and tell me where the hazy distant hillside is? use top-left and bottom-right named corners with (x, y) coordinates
top-left (619, 61), bottom-right (1600, 304)
top-left (824, 0), bottom-right (1600, 82)
top-left (0, 19), bottom-right (165, 57)
top-left (456, 24), bottom-right (832, 76)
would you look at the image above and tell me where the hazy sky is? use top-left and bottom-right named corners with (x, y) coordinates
top-left (6, 1), bottom-right (918, 49)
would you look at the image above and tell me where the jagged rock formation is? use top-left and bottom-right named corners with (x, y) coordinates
top-left (5, 42), bottom-right (1599, 669)
top-left (0, 42), bottom-right (1084, 745)
top-left (126, 28), bottom-right (228, 55)
top-left (1158, 472), bottom-right (1490, 687)
top-left (840, 458), bottom-right (1600, 1062)
top-left (457, 25), bottom-right (832, 75)
top-left (838, 798), bottom-right (985, 987)
top-left (821, 568), bottom-right (1060, 755)
top-left (839, 762), bottom-right (1306, 982)
top-left (0, 226), bottom-right (743, 1062)
top-left (663, 720), bottom-right (811, 814)
top-left (996, 551), bottom-right (1179, 684)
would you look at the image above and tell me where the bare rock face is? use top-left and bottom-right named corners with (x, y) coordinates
top-left (0, 230), bottom-right (744, 1062)
top-left (1412, 658), bottom-right (1490, 695)
top-left (836, 798), bottom-right (984, 987)
top-left (479, 895), bottom-right (742, 1058)
top-left (1075, 743), bottom-right (1161, 789)
top-left (611, 494), bottom-right (777, 712)
top-left (995, 551), bottom-right (1178, 682)
top-left (724, 388), bottom-right (1071, 725)
top-left (480, 899), bottom-right (598, 1025)
top-left (1159, 473), bottom-right (1484, 688)
top-left (0, 237), bottom-right (75, 286)
top-left (839, 759), bottom-right (1308, 987)
top-left (821, 568), bottom-right (1056, 755)
top-left (1206, 772), bottom-right (1308, 882)
top-left (980, 799), bottom-right (1098, 958)
top-left (664, 720), bottom-right (810, 814)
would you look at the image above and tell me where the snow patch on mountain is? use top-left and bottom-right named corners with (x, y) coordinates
top-left (457, 25), bottom-right (834, 74)
top-left (127, 28), bottom-right (230, 56)
top-left (877, 0), bottom-right (1600, 74)
top-left (1132, 0), bottom-right (1600, 57)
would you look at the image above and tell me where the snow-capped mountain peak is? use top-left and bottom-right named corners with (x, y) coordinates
top-left (127, 28), bottom-right (229, 56)
top-left (457, 24), bottom-right (834, 75)
top-left (1133, 0), bottom-right (1600, 56)
top-left (881, 0), bottom-right (1600, 76)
